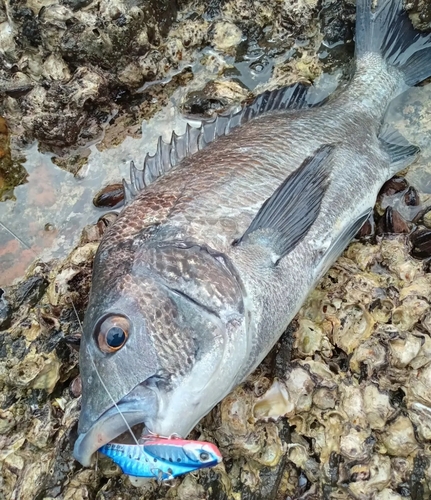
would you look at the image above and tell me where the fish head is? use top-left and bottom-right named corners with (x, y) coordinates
top-left (73, 239), bottom-right (247, 467)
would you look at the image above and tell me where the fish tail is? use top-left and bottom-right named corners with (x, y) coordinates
top-left (355, 0), bottom-right (431, 87)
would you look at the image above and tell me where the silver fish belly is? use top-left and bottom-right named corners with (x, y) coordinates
top-left (74, 0), bottom-right (431, 468)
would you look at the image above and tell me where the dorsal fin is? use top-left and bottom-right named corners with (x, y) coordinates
top-left (122, 83), bottom-right (326, 204)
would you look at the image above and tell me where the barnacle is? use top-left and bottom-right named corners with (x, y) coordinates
top-left (348, 454), bottom-right (391, 497)
top-left (253, 367), bottom-right (315, 420)
top-left (362, 384), bottom-right (395, 430)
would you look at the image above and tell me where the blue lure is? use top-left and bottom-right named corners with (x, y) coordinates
top-left (99, 437), bottom-right (223, 480)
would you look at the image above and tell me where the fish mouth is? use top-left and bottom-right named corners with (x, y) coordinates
top-left (73, 399), bottom-right (154, 467)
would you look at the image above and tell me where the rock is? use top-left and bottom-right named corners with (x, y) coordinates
top-left (0, 116), bottom-right (28, 200)
top-left (15, 276), bottom-right (49, 308)
top-left (0, 290), bottom-right (12, 329)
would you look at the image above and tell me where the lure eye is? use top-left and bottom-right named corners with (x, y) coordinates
top-left (200, 452), bottom-right (210, 462)
top-left (97, 315), bottom-right (130, 353)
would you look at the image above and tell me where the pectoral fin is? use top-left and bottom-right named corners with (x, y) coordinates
top-left (235, 145), bottom-right (334, 264)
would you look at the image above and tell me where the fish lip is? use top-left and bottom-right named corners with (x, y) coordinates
top-left (73, 400), bottom-right (150, 467)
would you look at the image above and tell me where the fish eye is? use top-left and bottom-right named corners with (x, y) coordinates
top-left (200, 452), bottom-right (210, 461)
top-left (97, 315), bottom-right (130, 353)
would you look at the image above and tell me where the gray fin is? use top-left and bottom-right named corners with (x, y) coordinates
top-left (122, 178), bottom-right (137, 205)
top-left (236, 144), bottom-right (334, 264)
top-left (315, 209), bottom-right (371, 279)
top-left (122, 162), bottom-right (140, 205)
top-left (379, 124), bottom-right (420, 171)
top-left (123, 83), bottom-right (326, 201)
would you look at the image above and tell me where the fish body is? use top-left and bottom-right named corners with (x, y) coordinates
top-left (74, 0), bottom-right (431, 467)
top-left (99, 437), bottom-right (222, 479)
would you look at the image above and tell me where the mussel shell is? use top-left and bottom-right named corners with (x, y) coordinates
top-left (377, 207), bottom-right (409, 235)
top-left (93, 184), bottom-right (125, 208)
top-left (404, 186), bottom-right (420, 206)
top-left (410, 229), bottom-right (431, 260)
top-left (97, 211), bottom-right (119, 229)
top-left (379, 176), bottom-right (408, 197)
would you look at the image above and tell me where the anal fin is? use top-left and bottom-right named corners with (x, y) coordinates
top-left (379, 124), bottom-right (420, 172)
top-left (314, 209), bottom-right (371, 280)
top-left (235, 145), bottom-right (334, 264)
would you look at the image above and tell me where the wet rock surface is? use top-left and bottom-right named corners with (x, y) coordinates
top-left (1, 0), bottom-right (431, 499)
top-left (1, 0), bottom-right (179, 151)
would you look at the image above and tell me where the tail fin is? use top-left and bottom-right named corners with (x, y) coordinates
top-left (355, 0), bottom-right (431, 87)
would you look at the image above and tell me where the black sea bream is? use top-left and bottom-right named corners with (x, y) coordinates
top-left (74, 0), bottom-right (431, 467)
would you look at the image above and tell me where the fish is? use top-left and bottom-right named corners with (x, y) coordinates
top-left (99, 436), bottom-right (222, 479)
top-left (73, 0), bottom-right (431, 468)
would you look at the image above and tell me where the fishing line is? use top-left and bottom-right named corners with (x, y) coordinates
top-left (69, 300), bottom-right (141, 449)
top-left (0, 220), bottom-right (33, 250)
top-left (0, 219), bottom-right (143, 456)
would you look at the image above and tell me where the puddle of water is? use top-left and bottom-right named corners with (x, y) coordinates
top-left (0, 106), bottom-right (194, 286)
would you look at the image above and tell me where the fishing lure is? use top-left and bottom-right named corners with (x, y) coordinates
top-left (99, 436), bottom-right (222, 480)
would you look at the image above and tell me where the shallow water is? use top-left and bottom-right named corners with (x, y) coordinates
top-left (0, 105), bottom-right (184, 286)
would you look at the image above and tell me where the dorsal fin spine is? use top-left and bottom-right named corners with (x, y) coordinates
top-left (122, 178), bottom-right (136, 204)
top-left (185, 123), bottom-right (191, 156)
top-left (198, 129), bottom-right (207, 149)
top-left (143, 153), bottom-right (153, 186)
top-left (123, 82), bottom-right (329, 202)
top-left (156, 137), bottom-right (163, 176)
